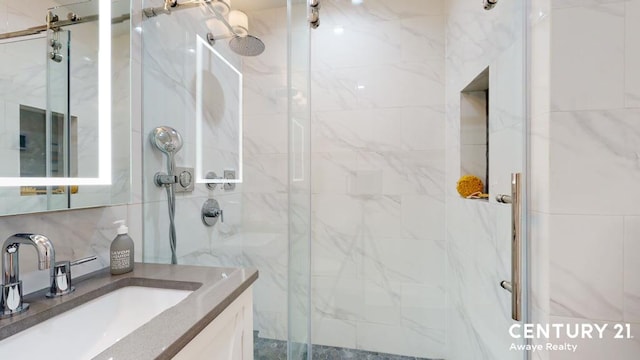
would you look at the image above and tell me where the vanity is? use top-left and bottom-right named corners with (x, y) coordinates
top-left (0, 263), bottom-right (258, 360)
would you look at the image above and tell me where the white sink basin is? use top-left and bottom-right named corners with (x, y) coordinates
top-left (0, 286), bottom-right (192, 360)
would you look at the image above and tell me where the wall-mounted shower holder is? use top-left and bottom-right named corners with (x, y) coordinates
top-left (154, 167), bottom-right (193, 193)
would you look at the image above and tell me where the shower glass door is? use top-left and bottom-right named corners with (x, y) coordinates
top-left (304, 0), bottom-right (529, 359)
top-left (141, 0), bottom-right (311, 359)
top-left (287, 0), bottom-right (312, 358)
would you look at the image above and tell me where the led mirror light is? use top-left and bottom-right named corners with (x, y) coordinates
top-left (195, 34), bottom-right (243, 184)
top-left (0, 0), bottom-right (112, 187)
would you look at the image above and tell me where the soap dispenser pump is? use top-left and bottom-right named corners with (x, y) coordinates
top-left (110, 220), bottom-right (134, 275)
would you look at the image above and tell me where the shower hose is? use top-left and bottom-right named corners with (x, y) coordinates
top-left (165, 182), bottom-right (178, 264)
top-left (165, 156), bottom-right (178, 264)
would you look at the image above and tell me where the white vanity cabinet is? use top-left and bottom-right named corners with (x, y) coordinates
top-left (173, 287), bottom-right (253, 360)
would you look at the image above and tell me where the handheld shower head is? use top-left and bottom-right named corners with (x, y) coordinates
top-left (150, 126), bottom-right (183, 154)
top-left (149, 126), bottom-right (183, 265)
top-left (150, 126), bottom-right (183, 177)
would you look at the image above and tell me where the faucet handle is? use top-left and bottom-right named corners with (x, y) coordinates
top-left (46, 255), bottom-right (97, 298)
top-left (70, 255), bottom-right (98, 266)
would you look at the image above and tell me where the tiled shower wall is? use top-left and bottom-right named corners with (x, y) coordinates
top-left (309, 0), bottom-right (447, 357)
top-left (140, 0), bottom-right (289, 341)
top-left (530, 0), bottom-right (640, 358)
top-left (445, 0), bottom-right (525, 359)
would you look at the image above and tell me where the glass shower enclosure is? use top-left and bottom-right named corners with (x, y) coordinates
top-left (140, 0), bottom-right (528, 359)
top-left (140, 0), bottom-right (311, 358)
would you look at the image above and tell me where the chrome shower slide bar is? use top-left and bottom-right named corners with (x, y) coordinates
top-left (496, 172), bottom-right (522, 321)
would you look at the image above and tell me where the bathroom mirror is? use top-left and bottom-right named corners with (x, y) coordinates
top-left (0, 0), bottom-right (131, 215)
top-left (195, 34), bottom-right (243, 184)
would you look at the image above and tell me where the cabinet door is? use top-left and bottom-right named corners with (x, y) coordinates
top-left (173, 288), bottom-right (253, 360)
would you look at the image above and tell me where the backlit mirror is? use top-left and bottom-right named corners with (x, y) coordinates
top-left (195, 34), bottom-right (243, 184)
top-left (0, 0), bottom-right (130, 215)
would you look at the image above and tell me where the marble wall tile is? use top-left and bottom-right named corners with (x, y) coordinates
top-left (313, 194), bottom-right (363, 236)
top-left (488, 125), bottom-right (523, 195)
top-left (312, 221), bottom-right (361, 277)
top-left (356, 321), bottom-right (445, 359)
top-left (530, 113), bottom-right (551, 213)
top-left (623, 216), bottom-right (640, 323)
top-left (400, 283), bottom-right (446, 332)
top-left (309, 0), bottom-right (447, 355)
top-left (552, 0), bottom-right (627, 9)
top-left (361, 279), bottom-right (402, 325)
top-left (311, 15), bottom-right (444, 72)
top-left (313, 275), bottom-right (363, 321)
top-left (549, 214), bottom-right (624, 321)
top-left (445, 0), bottom-right (526, 358)
top-left (625, 0), bottom-right (640, 108)
top-left (242, 153), bottom-right (288, 194)
top-left (401, 195), bottom-right (445, 241)
top-left (243, 114), bottom-right (288, 155)
top-left (312, 316), bottom-right (358, 349)
top-left (548, 109), bottom-right (640, 215)
top-left (312, 61), bottom-right (444, 112)
top-left (550, 3), bottom-right (625, 111)
top-left (530, 211), bottom-right (551, 320)
top-left (401, 107), bottom-right (446, 151)
top-left (530, 0), bottom-right (551, 119)
top-left (321, 0), bottom-right (445, 28)
top-left (312, 152), bottom-right (359, 195)
top-left (361, 236), bottom-right (445, 286)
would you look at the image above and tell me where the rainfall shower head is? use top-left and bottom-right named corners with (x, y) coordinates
top-left (229, 35), bottom-right (265, 56)
top-left (207, 33), bottom-right (265, 57)
top-left (204, 8), bottom-right (265, 57)
top-left (150, 126), bottom-right (183, 155)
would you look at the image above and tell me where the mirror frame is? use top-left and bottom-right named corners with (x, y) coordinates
top-left (0, 0), bottom-right (111, 187)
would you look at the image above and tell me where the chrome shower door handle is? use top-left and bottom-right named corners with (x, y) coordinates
top-left (498, 172), bottom-right (522, 321)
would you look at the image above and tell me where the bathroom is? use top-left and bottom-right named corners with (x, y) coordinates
top-left (0, 0), bottom-right (638, 359)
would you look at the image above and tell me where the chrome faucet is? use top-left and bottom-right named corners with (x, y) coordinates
top-left (1, 234), bottom-right (55, 318)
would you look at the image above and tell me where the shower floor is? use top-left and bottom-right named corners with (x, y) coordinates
top-left (254, 334), bottom-right (441, 360)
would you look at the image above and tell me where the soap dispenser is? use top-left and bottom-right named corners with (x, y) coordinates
top-left (110, 220), bottom-right (134, 275)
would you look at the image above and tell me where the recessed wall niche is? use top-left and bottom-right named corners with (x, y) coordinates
top-left (460, 67), bottom-right (489, 195)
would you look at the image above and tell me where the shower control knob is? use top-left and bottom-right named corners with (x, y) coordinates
top-left (202, 199), bottom-right (224, 227)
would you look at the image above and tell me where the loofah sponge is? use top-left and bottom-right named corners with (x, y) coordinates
top-left (456, 175), bottom-right (487, 198)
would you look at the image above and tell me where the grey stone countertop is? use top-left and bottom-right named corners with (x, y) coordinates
top-left (0, 263), bottom-right (259, 359)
